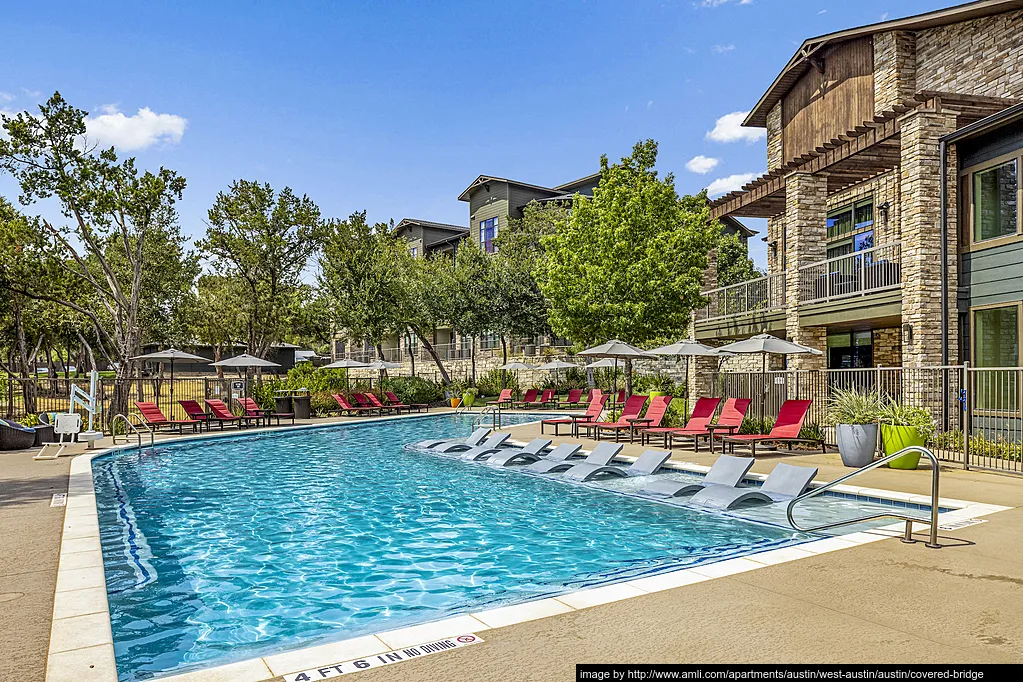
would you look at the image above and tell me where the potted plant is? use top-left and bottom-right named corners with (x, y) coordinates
top-left (461, 387), bottom-right (478, 410)
top-left (825, 388), bottom-right (881, 467)
top-left (877, 400), bottom-right (935, 470)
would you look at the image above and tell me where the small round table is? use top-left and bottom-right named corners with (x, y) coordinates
top-left (626, 417), bottom-right (653, 443)
top-left (706, 423), bottom-right (740, 453)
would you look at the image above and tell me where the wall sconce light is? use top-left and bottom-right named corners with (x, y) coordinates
top-left (878, 201), bottom-right (890, 224)
top-left (902, 322), bottom-right (913, 344)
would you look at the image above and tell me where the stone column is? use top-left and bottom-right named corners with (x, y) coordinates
top-left (899, 107), bottom-right (958, 367)
top-left (783, 171), bottom-right (828, 369)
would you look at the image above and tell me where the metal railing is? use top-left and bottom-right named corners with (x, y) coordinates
top-left (787, 446), bottom-right (941, 548)
top-left (111, 413), bottom-right (154, 450)
top-left (695, 273), bottom-right (785, 322)
top-left (798, 242), bottom-right (902, 304)
top-left (472, 405), bottom-right (502, 431)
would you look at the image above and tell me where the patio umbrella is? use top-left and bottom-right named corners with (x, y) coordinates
top-left (496, 361), bottom-right (535, 394)
top-left (577, 339), bottom-right (654, 396)
top-left (649, 341), bottom-right (731, 415)
top-left (131, 348), bottom-right (209, 419)
top-left (536, 359), bottom-right (577, 390)
top-left (585, 358), bottom-right (619, 369)
top-left (364, 359), bottom-right (401, 387)
top-left (715, 333), bottom-right (823, 421)
top-left (321, 358), bottom-right (370, 391)
top-left (211, 354), bottom-right (282, 400)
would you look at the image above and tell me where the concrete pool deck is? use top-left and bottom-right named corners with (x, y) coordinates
top-left (3, 409), bottom-right (1022, 681)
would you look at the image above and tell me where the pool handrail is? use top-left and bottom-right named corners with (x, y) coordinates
top-left (785, 446), bottom-right (940, 549)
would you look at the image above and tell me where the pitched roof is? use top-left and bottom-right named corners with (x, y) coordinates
top-left (393, 218), bottom-right (468, 234)
top-left (745, 0), bottom-right (1023, 127)
top-left (457, 174), bottom-right (563, 202)
top-left (552, 172), bottom-right (601, 191)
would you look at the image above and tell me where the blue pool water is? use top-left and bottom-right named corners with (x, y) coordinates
top-left (94, 413), bottom-right (819, 680)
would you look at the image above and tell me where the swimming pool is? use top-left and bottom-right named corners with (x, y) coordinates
top-left (92, 413), bottom-right (875, 680)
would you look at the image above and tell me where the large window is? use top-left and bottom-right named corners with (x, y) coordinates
top-left (479, 217), bottom-right (498, 253)
top-left (826, 197), bottom-right (873, 241)
top-left (973, 159), bottom-right (1018, 243)
top-left (974, 304), bottom-right (1020, 368)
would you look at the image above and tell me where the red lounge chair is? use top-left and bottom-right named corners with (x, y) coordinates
top-left (385, 391), bottom-right (429, 413)
top-left (722, 400), bottom-right (822, 456)
top-left (205, 399), bottom-right (261, 428)
top-left (134, 401), bottom-right (200, 434)
top-left (596, 395), bottom-right (673, 443)
top-left (612, 389), bottom-right (626, 407)
top-left (238, 397), bottom-right (294, 426)
top-left (513, 389), bottom-right (539, 408)
top-left (588, 388), bottom-right (603, 403)
top-left (332, 394), bottom-right (376, 416)
top-left (523, 389), bottom-right (556, 409)
top-left (641, 397), bottom-right (721, 447)
top-left (664, 398), bottom-right (751, 451)
top-left (351, 393), bottom-right (374, 409)
top-left (580, 394), bottom-right (648, 442)
top-left (558, 389), bottom-right (584, 409)
top-left (487, 389), bottom-right (514, 407)
top-left (366, 392), bottom-right (402, 414)
top-left (179, 400), bottom-right (218, 431)
top-left (542, 394), bottom-right (608, 436)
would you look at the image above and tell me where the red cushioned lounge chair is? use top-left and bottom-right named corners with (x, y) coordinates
top-left (366, 392), bottom-right (403, 414)
top-left (385, 391), bottom-right (429, 413)
top-left (134, 401), bottom-right (200, 434)
top-left (558, 389), bottom-right (585, 409)
top-left (595, 395), bottom-right (672, 443)
top-left (205, 398), bottom-right (261, 428)
top-left (722, 400), bottom-right (822, 456)
top-left (179, 400), bottom-right (218, 431)
top-left (332, 394), bottom-right (377, 416)
top-left (513, 389), bottom-right (539, 408)
top-left (541, 393), bottom-right (608, 436)
top-left (640, 397), bottom-right (721, 448)
top-left (238, 397), bottom-right (294, 426)
top-left (487, 388), bottom-right (514, 407)
top-left (579, 394), bottom-right (649, 442)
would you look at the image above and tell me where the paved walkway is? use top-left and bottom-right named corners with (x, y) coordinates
top-left (3, 411), bottom-right (1022, 682)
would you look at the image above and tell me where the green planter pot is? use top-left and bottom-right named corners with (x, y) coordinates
top-left (648, 391), bottom-right (666, 399)
top-left (462, 393), bottom-right (476, 409)
top-left (882, 424), bottom-right (925, 469)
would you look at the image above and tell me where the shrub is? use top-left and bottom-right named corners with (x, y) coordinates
top-left (799, 422), bottom-right (826, 443)
top-left (381, 376), bottom-right (444, 406)
top-left (825, 388), bottom-right (881, 426)
top-left (634, 372), bottom-right (683, 396)
top-left (17, 413), bottom-right (41, 427)
top-left (311, 390), bottom-right (339, 415)
top-left (537, 367), bottom-right (588, 393)
top-left (739, 416), bottom-right (774, 435)
top-left (660, 400), bottom-right (688, 428)
top-left (877, 400), bottom-right (936, 441)
top-left (475, 369), bottom-right (520, 397)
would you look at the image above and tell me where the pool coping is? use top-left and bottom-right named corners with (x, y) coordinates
top-left (45, 414), bottom-right (1012, 682)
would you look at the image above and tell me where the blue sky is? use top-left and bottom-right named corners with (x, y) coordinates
top-left (1, 0), bottom-right (951, 268)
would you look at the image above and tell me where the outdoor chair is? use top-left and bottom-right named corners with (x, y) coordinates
top-left (365, 392), bottom-right (403, 414)
top-left (179, 400), bottom-right (218, 431)
top-left (579, 394), bottom-right (650, 441)
top-left (512, 389), bottom-right (539, 408)
top-left (541, 394), bottom-right (608, 436)
top-left (134, 401), bottom-right (201, 434)
top-left (639, 454), bottom-right (755, 499)
top-left (203, 399), bottom-right (259, 429)
top-left (562, 448), bottom-right (672, 482)
top-left (487, 389), bottom-right (514, 407)
top-left (331, 394), bottom-right (377, 416)
top-left (238, 397), bottom-right (294, 426)
top-left (722, 400), bottom-right (822, 456)
top-left (558, 389), bottom-right (585, 409)
top-left (385, 391), bottom-right (428, 413)
top-left (527, 442), bottom-right (622, 474)
top-left (689, 463), bottom-right (818, 509)
top-left (641, 397), bottom-right (721, 447)
top-left (416, 427), bottom-right (490, 451)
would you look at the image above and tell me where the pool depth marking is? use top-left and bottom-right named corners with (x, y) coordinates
top-left (283, 634), bottom-right (484, 681)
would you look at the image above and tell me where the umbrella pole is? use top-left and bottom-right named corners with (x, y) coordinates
top-left (761, 353), bottom-right (766, 424)
top-left (170, 360), bottom-right (175, 421)
top-left (685, 356), bottom-right (690, 418)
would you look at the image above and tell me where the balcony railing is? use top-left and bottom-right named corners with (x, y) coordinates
top-left (798, 242), bottom-right (901, 305)
top-left (695, 273), bottom-right (786, 322)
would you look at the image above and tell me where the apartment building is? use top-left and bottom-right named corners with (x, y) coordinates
top-left (699, 0), bottom-right (1023, 372)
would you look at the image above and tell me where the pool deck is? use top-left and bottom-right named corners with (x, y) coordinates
top-left (3, 409), bottom-right (1022, 681)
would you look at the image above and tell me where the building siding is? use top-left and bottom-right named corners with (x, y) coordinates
top-left (916, 9), bottom-right (1023, 99)
top-left (960, 240), bottom-right (1023, 310)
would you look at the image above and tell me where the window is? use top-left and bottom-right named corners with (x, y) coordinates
top-left (974, 305), bottom-right (1020, 368)
top-left (826, 330), bottom-right (873, 369)
top-left (409, 246), bottom-right (418, 258)
top-left (479, 217), bottom-right (498, 253)
top-left (480, 332), bottom-right (500, 350)
top-left (827, 198), bottom-right (873, 241)
top-left (973, 160), bottom-right (1018, 243)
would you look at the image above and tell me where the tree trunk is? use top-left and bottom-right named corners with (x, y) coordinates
top-left (214, 345), bottom-right (225, 379)
top-left (501, 336), bottom-right (508, 388)
top-left (12, 298), bottom-right (38, 414)
top-left (624, 358), bottom-right (633, 396)
top-left (470, 337), bottom-right (477, 384)
top-left (412, 329), bottom-right (450, 385)
top-left (375, 342), bottom-right (387, 383)
top-left (406, 330), bottom-right (415, 377)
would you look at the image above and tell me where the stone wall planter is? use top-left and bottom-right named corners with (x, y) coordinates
top-left (835, 423), bottom-right (878, 468)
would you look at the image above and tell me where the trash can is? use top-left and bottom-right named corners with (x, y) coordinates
top-left (275, 395), bottom-right (294, 416)
top-left (292, 392), bottom-right (311, 420)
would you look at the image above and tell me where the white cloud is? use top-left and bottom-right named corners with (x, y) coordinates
top-left (712, 44), bottom-right (735, 54)
top-left (0, 92), bottom-right (14, 104)
top-left (706, 111), bottom-right (765, 143)
top-left (85, 105), bottom-right (187, 151)
top-left (699, 0), bottom-right (752, 6)
top-left (705, 172), bottom-right (760, 197)
top-left (647, 100), bottom-right (654, 110)
top-left (685, 155), bottom-right (720, 174)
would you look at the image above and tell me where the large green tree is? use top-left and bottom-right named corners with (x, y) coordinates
top-left (199, 180), bottom-right (325, 358)
top-left (534, 140), bottom-right (717, 392)
top-left (0, 92), bottom-right (191, 423)
top-left (715, 231), bottom-right (763, 287)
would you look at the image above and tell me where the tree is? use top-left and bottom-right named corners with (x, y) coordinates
top-left (188, 275), bottom-right (248, 377)
top-left (445, 241), bottom-right (501, 383)
top-left (399, 254), bottom-right (457, 385)
top-left (534, 140), bottom-right (717, 392)
top-left (199, 180), bottom-right (325, 358)
top-left (715, 231), bottom-right (763, 287)
top-left (0, 92), bottom-right (190, 424)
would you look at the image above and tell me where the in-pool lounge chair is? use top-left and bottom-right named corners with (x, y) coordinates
top-left (561, 449), bottom-right (672, 482)
top-left (722, 400), bottom-right (822, 456)
top-left (179, 400), bottom-right (231, 430)
top-left (238, 397), bottom-right (294, 426)
top-left (416, 427), bottom-right (490, 450)
top-left (479, 438), bottom-right (553, 465)
top-left (558, 389), bottom-right (584, 409)
top-left (689, 463), bottom-right (818, 509)
top-left (489, 441), bottom-right (580, 467)
top-left (134, 401), bottom-right (201, 434)
top-left (458, 433), bottom-right (512, 460)
top-left (527, 442), bottom-right (623, 474)
top-left (541, 394), bottom-right (608, 436)
top-left (513, 389), bottom-right (539, 408)
top-left (487, 389), bottom-right (514, 407)
top-left (640, 397), bottom-right (720, 447)
top-left (579, 394), bottom-right (649, 441)
top-left (385, 391), bottom-right (428, 413)
top-left (205, 399), bottom-right (262, 428)
top-left (639, 454), bottom-right (755, 498)
top-left (366, 392), bottom-right (402, 414)
top-left (332, 394), bottom-right (377, 416)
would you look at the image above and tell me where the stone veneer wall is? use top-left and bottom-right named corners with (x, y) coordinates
top-left (783, 171), bottom-right (829, 369)
top-left (872, 326), bottom-right (903, 367)
top-left (916, 10), bottom-right (1023, 98)
top-left (767, 102), bottom-right (783, 172)
top-left (766, 215), bottom-right (783, 274)
top-left (825, 170), bottom-right (902, 246)
top-left (874, 31), bottom-right (917, 114)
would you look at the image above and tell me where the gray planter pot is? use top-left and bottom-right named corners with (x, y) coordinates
top-left (835, 423), bottom-right (878, 468)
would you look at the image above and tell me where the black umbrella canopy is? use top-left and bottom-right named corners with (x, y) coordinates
top-left (130, 349), bottom-right (209, 419)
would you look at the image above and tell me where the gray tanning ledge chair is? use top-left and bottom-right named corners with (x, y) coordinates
top-left (458, 433), bottom-right (512, 461)
top-left (689, 463), bottom-right (818, 510)
top-left (640, 455), bottom-right (754, 499)
top-left (417, 428), bottom-right (490, 452)
top-left (486, 438), bottom-right (555, 466)
top-left (527, 442), bottom-right (621, 474)
top-left (562, 449), bottom-right (672, 482)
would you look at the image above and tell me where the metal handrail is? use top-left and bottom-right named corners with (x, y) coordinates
top-left (786, 446), bottom-right (941, 549)
top-left (111, 413), bottom-right (155, 450)
top-left (472, 405), bottom-right (501, 431)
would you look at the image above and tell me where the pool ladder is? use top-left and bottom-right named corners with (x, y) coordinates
top-left (786, 446), bottom-right (941, 549)
top-left (111, 413), bottom-right (155, 450)
top-left (472, 405), bottom-right (502, 431)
